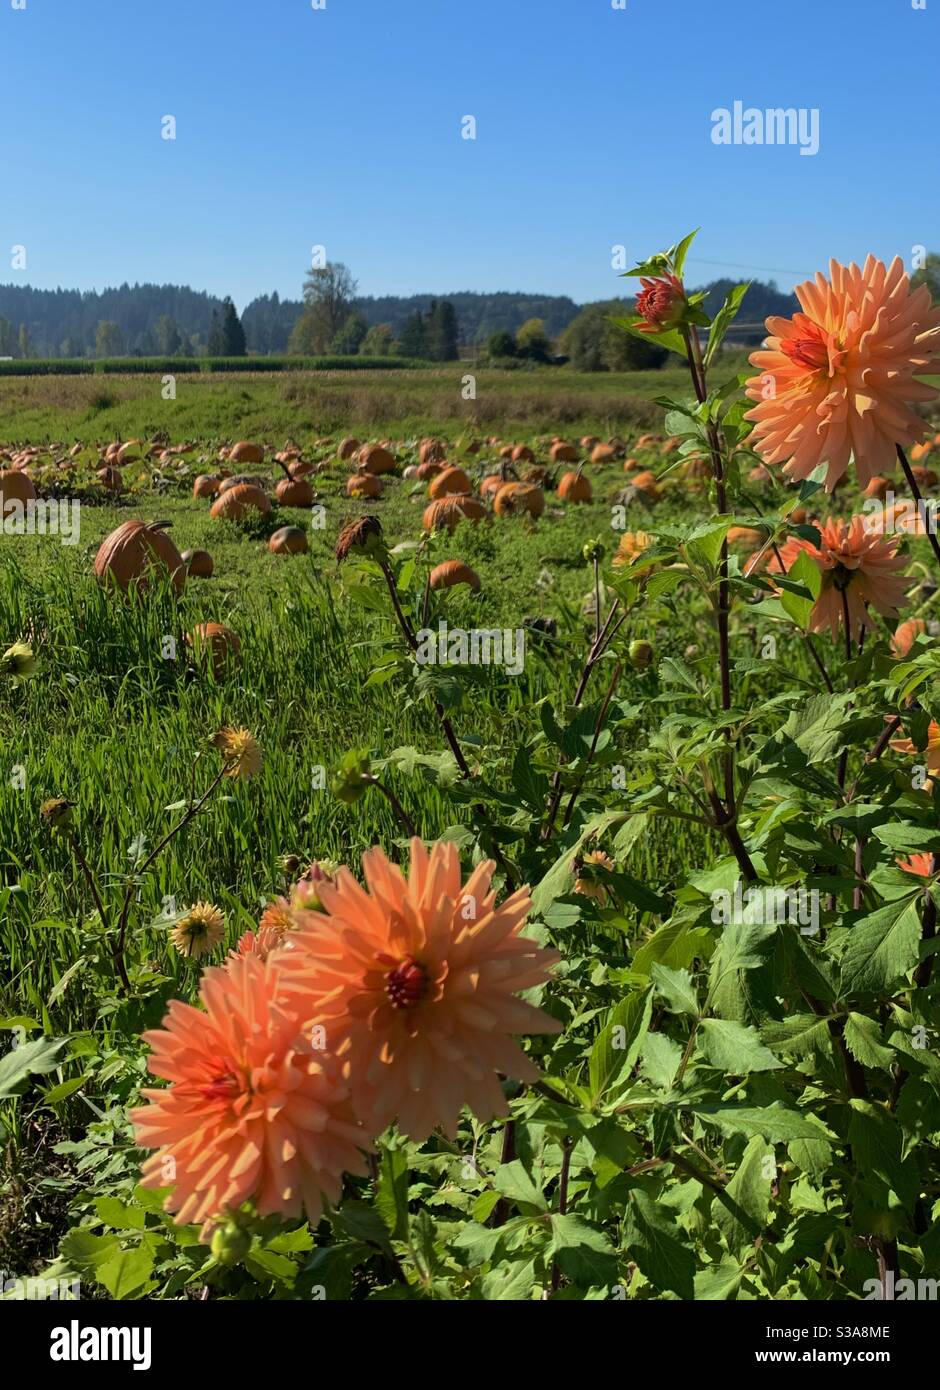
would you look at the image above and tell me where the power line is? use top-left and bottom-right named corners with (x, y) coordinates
top-left (686, 256), bottom-right (815, 278)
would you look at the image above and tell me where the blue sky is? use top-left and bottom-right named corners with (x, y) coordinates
top-left (1, 0), bottom-right (934, 308)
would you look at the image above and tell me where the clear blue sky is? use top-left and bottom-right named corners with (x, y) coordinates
top-left (1, 0), bottom-right (934, 308)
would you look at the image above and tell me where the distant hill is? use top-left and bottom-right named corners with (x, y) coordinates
top-left (0, 278), bottom-right (797, 358)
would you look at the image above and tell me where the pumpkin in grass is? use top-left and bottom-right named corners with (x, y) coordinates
top-left (480, 474), bottom-right (504, 499)
top-left (338, 436), bottom-right (361, 460)
top-left (550, 441), bottom-right (578, 464)
top-left (580, 434), bottom-right (599, 450)
top-left (210, 483), bottom-right (272, 522)
top-left (181, 548), bottom-right (214, 578)
top-left (557, 471), bottom-right (592, 503)
top-left (631, 470), bottom-right (663, 500)
top-left (229, 441), bottom-right (265, 465)
top-left (94, 520), bottom-right (186, 595)
top-left (590, 443), bottom-right (617, 465)
top-left (275, 476), bottom-right (315, 507)
top-left (96, 466), bottom-right (124, 492)
top-left (359, 444), bottom-right (395, 475)
top-left (429, 560), bottom-right (481, 592)
top-left (493, 482), bottom-right (544, 518)
top-left (0, 469), bottom-right (37, 511)
top-left (269, 526), bottom-right (309, 556)
top-left (416, 459), bottom-right (445, 481)
top-left (428, 466), bottom-right (471, 499)
top-left (727, 526), bottom-right (766, 548)
top-left (864, 476), bottom-right (893, 501)
top-left (185, 622), bottom-right (241, 679)
top-left (218, 474), bottom-right (265, 495)
top-left (346, 473), bottom-right (383, 498)
top-left (423, 496), bottom-right (487, 532)
top-left (912, 465), bottom-right (938, 489)
top-left (511, 444), bottom-right (536, 464)
top-left (193, 474), bottom-right (221, 499)
top-left (419, 439), bottom-right (447, 465)
top-left (289, 459), bottom-right (316, 478)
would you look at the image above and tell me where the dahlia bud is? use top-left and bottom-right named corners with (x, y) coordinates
top-left (1, 642), bottom-right (36, 682)
top-left (335, 515), bottom-right (385, 565)
top-left (635, 272), bottom-right (686, 333)
top-left (331, 753), bottom-right (372, 805)
top-left (210, 1221), bottom-right (251, 1267)
top-left (278, 853), bottom-right (302, 877)
top-left (291, 859), bottom-right (339, 911)
top-left (41, 798), bottom-right (74, 834)
top-left (628, 639), bottom-right (655, 670)
top-left (582, 538), bottom-right (605, 564)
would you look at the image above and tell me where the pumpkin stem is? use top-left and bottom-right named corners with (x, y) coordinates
top-left (150, 520), bottom-right (174, 532)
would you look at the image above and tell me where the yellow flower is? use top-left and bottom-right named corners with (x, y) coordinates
top-left (211, 727), bottom-right (262, 780)
top-left (170, 902), bottom-right (225, 959)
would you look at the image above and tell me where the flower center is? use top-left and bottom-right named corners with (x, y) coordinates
top-left (385, 956), bottom-right (428, 1009)
top-left (198, 1070), bottom-right (241, 1103)
top-left (831, 562), bottom-right (854, 591)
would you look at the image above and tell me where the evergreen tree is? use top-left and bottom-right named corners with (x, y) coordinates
top-left (399, 310), bottom-right (428, 358)
top-left (219, 297), bottom-right (246, 356)
top-left (426, 299), bottom-right (459, 360)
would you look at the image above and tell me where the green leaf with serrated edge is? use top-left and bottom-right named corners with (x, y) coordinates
top-left (550, 1213), bottom-right (618, 1286)
top-left (650, 963), bottom-right (699, 1017)
top-left (714, 1135), bottom-right (773, 1253)
top-left (761, 1014), bottom-right (831, 1056)
top-left (843, 1013), bottom-right (894, 1069)
top-left (640, 1031), bottom-right (683, 1090)
top-left (375, 1143), bottom-right (409, 1241)
top-left (840, 894), bottom-right (922, 997)
top-left (778, 549), bottom-right (820, 630)
top-left (493, 1160), bottom-right (547, 1212)
top-left (698, 1018), bottom-right (784, 1073)
top-left (96, 1246), bottom-right (155, 1300)
top-left (480, 1258), bottom-right (538, 1301)
top-left (847, 1101), bottom-right (917, 1208)
top-left (694, 1104), bottom-right (834, 1145)
top-left (588, 988), bottom-right (652, 1105)
top-left (0, 1035), bottom-right (66, 1099)
top-left (94, 1196), bottom-right (146, 1231)
top-left (694, 1257), bottom-right (745, 1300)
top-left (622, 1190), bottom-right (694, 1299)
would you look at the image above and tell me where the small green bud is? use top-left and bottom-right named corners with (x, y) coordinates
top-left (628, 640), bottom-right (655, 671)
top-left (211, 1221), bottom-right (251, 1267)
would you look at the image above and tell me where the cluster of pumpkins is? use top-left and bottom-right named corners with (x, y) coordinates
top-left (190, 440), bottom-right (320, 557)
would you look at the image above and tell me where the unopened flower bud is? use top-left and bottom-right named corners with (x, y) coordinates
top-left (628, 639), bottom-right (655, 670)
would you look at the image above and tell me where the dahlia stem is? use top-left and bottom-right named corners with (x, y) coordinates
top-left (898, 443), bottom-right (940, 572)
top-left (561, 662), bottom-right (622, 830)
top-left (549, 1137), bottom-right (574, 1293)
top-left (365, 776), bottom-right (418, 838)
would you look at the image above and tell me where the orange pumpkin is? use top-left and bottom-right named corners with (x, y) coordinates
top-left (493, 482), bottom-right (544, 518)
top-left (428, 467), bottom-right (471, 499)
top-left (210, 484), bottom-right (272, 521)
top-left (346, 473), bottom-right (383, 498)
top-left (557, 471), bottom-right (592, 503)
top-left (218, 474), bottom-right (265, 494)
top-left (229, 441), bottom-right (265, 465)
top-left (275, 477), bottom-right (315, 507)
top-left (193, 474), bottom-right (221, 499)
top-left (423, 496), bottom-right (487, 532)
top-left (419, 439), bottom-right (447, 465)
top-left (96, 466), bottom-right (123, 492)
top-left (416, 460), bottom-right (445, 481)
top-left (185, 622), bottom-right (241, 679)
top-left (550, 441), bottom-right (578, 464)
top-left (269, 526), bottom-right (309, 555)
top-left (631, 470), bottom-right (662, 499)
top-left (912, 465), bottom-right (938, 488)
top-left (590, 444), bottom-right (617, 465)
top-left (94, 520), bottom-right (186, 595)
top-left (338, 436), bottom-right (361, 461)
top-left (181, 548), bottom-right (214, 578)
top-left (480, 474), bottom-right (504, 498)
top-left (0, 469), bottom-right (37, 510)
top-left (511, 444), bottom-right (536, 464)
top-left (429, 560), bottom-right (481, 592)
top-left (359, 444), bottom-right (396, 475)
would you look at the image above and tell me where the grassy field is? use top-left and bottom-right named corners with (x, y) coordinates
top-left (4, 361), bottom-right (937, 1303)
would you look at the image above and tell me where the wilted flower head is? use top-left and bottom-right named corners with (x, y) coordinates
top-left (574, 850), bottom-right (615, 902)
top-left (745, 256), bottom-right (940, 490)
top-left (276, 838), bottom-right (561, 1142)
top-left (211, 727), bottom-right (262, 780)
top-left (335, 515), bottom-right (384, 564)
top-left (612, 530), bottom-right (654, 569)
top-left (170, 902), bottom-right (226, 959)
top-left (771, 515), bottom-right (908, 638)
top-left (40, 797), bottom-right (74, 834)
top-left (131, 952), bottom-right (370, 1235)
top-left (1, 642), bottom-right (36, 682)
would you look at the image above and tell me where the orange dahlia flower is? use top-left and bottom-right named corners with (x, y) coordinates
top-left (745, 257), bottom-right (940, 491)
top-left (277, 839), bottom-right (561, 1142)
top-left (899, 852), bottom-right (934, 877)
top-left (771, 515), bottom-right (908, 637)
top-left (890, 719), bottom-right (940, 780)
top-left (131, 952), bottom-right (370, 1235)
top-left (233, 925), bottom-right (285, 961)
top-left (891, 617), bottom-right (927, 658)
